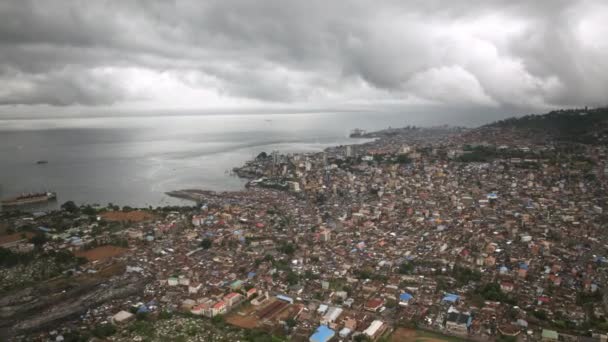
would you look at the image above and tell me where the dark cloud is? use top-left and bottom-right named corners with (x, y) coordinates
top-left (0, 0), bottom-right (606, 111)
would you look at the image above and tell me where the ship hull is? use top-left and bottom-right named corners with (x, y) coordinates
top-left (1, 193), bottom-right (57, 206)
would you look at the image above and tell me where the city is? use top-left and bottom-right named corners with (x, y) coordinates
top-left (1, 108), bottom-right (607, 341)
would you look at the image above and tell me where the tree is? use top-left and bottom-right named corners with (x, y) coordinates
top-left (91, 323), bottom-right (116, 338)
top-left (285, 318), bottom-right (297, 328)
top-left (82, 205), bottom-right (97, 216)
top-left (279, 243), bottom-right (296, 255)
top-left (354, 335), bottom-right (372, 342)
top-left (256, 151), bottom-right (268, 160)
top-left (398, 262), bottom-right (414, 274)
top-left (286, 271), bottom-right (299, 285)
top-left (212, 314), bottom-right (225, 326)
top-left (30, 234), bottom-right (48, 248)
top-left (201, 238), bottom-right (212, 249)
top-left (61, 201), bottom-right (79, 213)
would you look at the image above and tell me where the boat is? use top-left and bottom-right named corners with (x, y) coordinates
top-left (36, 160), bottom-right (49, 164)
top-left (349, 128), bottom-right (367, 137)
top-left (1, 192), bottom-right (57, 206)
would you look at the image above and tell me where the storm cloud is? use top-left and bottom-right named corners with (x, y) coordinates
top-left (0, 0), bottom-right (606, 112)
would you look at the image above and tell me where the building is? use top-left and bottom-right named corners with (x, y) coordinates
top-left (211, 301), bottom-right (227, 316)
top-left (319, 229), bottom-right (331, 242)
top-left (442, 293), bottom-right (460, 304)
top-left (339, 328), bottom-right (352, 338)
top-left (246, 287), bottom-right (257, 298)
top-left (364, 320), bottom-right (385, 339)
top-left (167, 277), bottom-right (179, 286)
top-left (224, 292), bottom-right (242, 307)
top-left (277, 294), bottom-right (294, 304)
top-left (230, 280), bottom-right (244, 290)
top-left (399, 292), bottom-right (413, 306)
top-left (321, 307), bottom-right (343, 324)
top-left (364, 298), bottom-right (384, 312)
top-left (112, 310), bottom-right (134, 324)
top-left (542, 329), bottom-right (559, 341)
top-left (310, 325), bottom-right (335, 342)
top-left (190, 303), bottom-right (209, 316)
top-left (445, 307), bottom-right (471, 334)
top-left (346, 145), bottom-right (353, 158)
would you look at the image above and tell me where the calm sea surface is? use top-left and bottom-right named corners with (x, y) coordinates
top-left (0, 110), bottom-right (499, 210)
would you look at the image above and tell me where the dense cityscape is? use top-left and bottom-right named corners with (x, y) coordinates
top-left (1, 108), bottom-right (607, 342)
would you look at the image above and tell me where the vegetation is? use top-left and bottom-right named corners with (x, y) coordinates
top-left (474, 282), bottom-right (516, 305)
top-left (489, 107), bottom-right (608, 144)
top-left (91, 323), bottom-right (117, 338)
top-left (451, 264), bottom-right (482, 286)
top-left (201, 238), bottom-right (213, 249)
top-left (398, 261), bottom-right (415, 274)
top-left (278, 242), bottom-right (296, 255)
top-left (0, 247), bottom-right (84, 268)
top-left (61, 200), bottom-right (79, 213)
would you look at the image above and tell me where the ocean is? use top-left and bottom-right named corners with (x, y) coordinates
top-left (0, 109), bottom-right (502, 210)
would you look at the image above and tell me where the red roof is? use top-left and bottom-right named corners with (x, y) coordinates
top-left (538, 296), bottom-right (551, 303)
top-left (213, 301), bottom-right (226, 309)
top-left (225, 292), bottom-right (241, 300)
top-left (365, 298), bottom-right (384, 309)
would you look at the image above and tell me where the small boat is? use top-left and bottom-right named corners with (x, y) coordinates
top-left (1, 192), bottom-right (57, 206)
top-left (36, 160), bottom-right (49, 164)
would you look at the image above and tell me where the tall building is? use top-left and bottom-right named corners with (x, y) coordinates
top-left (346, 145), bottom-right (352, 158)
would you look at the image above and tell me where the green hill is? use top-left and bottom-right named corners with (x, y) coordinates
top-left (487, 107), bottom-right (608, 144)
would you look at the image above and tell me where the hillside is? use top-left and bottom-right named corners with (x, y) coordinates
top-left (486, 107), bottom-right (608, 144)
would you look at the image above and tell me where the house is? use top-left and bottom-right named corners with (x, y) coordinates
top-left (178, 276), bottom-right (190, 286)
top-left (167, 277), bottom-right (179, 286)
top-left (224, 292), bottom-right (242, 307)
top-left (343, 316), bottom-right (357, 330)
top-left (339, 327), bottom-right (352, 338)
top-left (309, 325), bottom-right (335, 342)
top-left (399, 292), bottom-right (413, 306)
top-left (230, 280), bottom-right (244, 290)
top-left (500, 282), bottom-right (514, 293)
top-left (445, 307), bottom-right (471, 334)
top-left (192, 215), bottom-right (203, 227)
top-left (442, 293), bottom-right (460, 304)
top-left (246, 287), bottom-right (257, 298)
top-left (211, 301), bottom-right (227, 316)
top-left (541, 329), bottom-right (559, 341)
top-left (364, 298), bottom-right (384, 312)
top-left (518, 263), bottom-right (529, 278)
top-left (189, 282), bottom-right (202, 294)
top-left (112, 310), bottom-right (134, 324)
top-left (190, 303), bottom-right (209, 316)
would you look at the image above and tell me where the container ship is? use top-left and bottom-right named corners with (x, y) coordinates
top-left (1, 192), bottom-right (57, 206)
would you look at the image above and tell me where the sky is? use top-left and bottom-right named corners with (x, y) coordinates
top-left (0, 0), bottom-right (607, 119)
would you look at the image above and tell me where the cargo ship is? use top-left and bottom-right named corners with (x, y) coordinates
top-left (349, 128), bottom-right (367, 137)
top-left (1, 192), bottom-right (57, 206)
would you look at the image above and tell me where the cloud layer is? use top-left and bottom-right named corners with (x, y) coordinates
top-left (0, 0), bottom-right (606, 112)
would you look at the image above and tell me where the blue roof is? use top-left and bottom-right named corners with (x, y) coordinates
top-left (400, 293), bottom-right (413, 301)
top-left (137, 305), bottom-right (150, 314)
top-left (442, 294), bottom-right (460, 302)
top-left (519, 262), bottom-right (529, 270)
top-left (277, 294), bottom-right (293, 302)
top-left (310, 325), bottom-right (335, 342)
